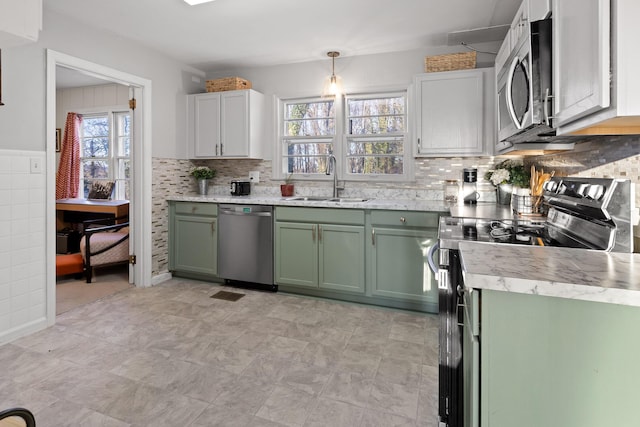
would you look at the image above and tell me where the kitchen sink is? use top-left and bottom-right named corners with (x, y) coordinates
top-left (285, 196), bottom-right (336, 201)
top-left (330, 198), bottom-right (371, 203)
top-left (285, 196), bottom-right (371, 203)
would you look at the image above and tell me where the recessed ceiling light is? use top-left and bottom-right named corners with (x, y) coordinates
top-left (184, 0), bottom-right (216, 5)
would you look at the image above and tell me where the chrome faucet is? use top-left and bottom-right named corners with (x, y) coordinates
top-left (326, 154), bottom-right (344, 198)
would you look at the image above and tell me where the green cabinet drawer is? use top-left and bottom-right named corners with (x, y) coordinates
top-left (370, 210), bottom-right (440, 228)
top-left (275, 206), bottom-right (364, 225)
top-left (174, 202), bottom-right (218, 216)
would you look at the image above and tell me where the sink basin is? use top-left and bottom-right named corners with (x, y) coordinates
top-left (285, 196), bottom-right (371, 203)
top-left (330, 198), bottom-right (371, 203)
top-left (285, 196), bottom-right (335, 201)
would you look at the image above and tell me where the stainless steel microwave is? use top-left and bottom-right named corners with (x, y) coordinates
top-left (496, 18), bottom-right (555, 150)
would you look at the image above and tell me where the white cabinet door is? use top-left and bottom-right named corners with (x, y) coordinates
top-left (188, 89), bottom-right (264, 159)
top-left (415, 69), bottom-right (487, 157)
top-left (220, 91), bottom-right (249, 157)
top-left (553, 0), bottom-right (610, 126)
top-left (194, 93), bottom-right (221, 157)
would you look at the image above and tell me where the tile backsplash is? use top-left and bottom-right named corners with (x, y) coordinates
top-left (152, 136), bottom-right (640, 275)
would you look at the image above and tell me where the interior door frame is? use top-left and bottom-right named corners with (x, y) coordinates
top-left (45, 49), bottom-right (153, 326)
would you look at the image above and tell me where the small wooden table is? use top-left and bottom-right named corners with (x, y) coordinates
top-left (56, 199), bottom-right (129, 229)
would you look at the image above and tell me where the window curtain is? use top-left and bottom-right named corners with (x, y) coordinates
top-left (55, 112), bottom-right (82, 200)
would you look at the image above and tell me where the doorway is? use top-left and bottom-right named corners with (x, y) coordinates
top-left (46, 50), bottom-right (153, 325)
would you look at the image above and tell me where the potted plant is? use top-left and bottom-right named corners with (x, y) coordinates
top-left (280, 174), bottom-right (294, 197)
top-left (190, 166), bottom-right (216, 195)
top-left (484, 159), bottom-right (529, 205)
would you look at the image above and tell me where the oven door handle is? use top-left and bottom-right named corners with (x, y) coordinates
top-left (427, 241), bottom-right (439, 275)
top-left (505, 55), bottom-right (524, 130)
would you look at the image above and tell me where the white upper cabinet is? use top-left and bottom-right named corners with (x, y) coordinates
top-left (186, 89), bottom-right (265, 159)
top-left (0, 0), bottom-right (42, 48)
top-left (414, 68), bottom-right (494, 157)
top-left (554, 0), bottom-right (640, 135)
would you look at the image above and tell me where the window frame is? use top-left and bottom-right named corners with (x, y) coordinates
top-left (275, 90), bottom-right (413, 183)
top-left (277, 96), bottom-right (339, 180)
top-left (343, 91), bottom-right (410, 182)
top-left (77, 107), bottom-right (131, 200)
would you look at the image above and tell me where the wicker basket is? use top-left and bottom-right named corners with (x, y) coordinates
top-left (511, 195), bottom-right (547, 217)
top-left (205, 77), bottom-right (252, 92)
top-left (425, 52), bottom-right (476, 72)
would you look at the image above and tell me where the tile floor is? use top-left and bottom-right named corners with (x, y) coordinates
top-left (0, 278), bottom-right (440, 427)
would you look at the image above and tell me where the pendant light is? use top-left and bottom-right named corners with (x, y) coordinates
top-left (322, 51), bottom-right (343, 97)
top-left (184, 0), bottom-right (216, 5)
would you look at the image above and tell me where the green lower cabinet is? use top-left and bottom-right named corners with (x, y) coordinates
top-left (480, 289), bottom-right (640, 427)
top-left (369, 226), bottom-right (438, 306)
top-left (275, 221), bottom-right (365, 294)
top-left (318, 224), bottom-right (365, 293)
top-left (173, 214), bottom-right (217, 276)
top-left (169, 202), bottom-right (218, 278)
top-left (274, 222), bottom-right (318, 288)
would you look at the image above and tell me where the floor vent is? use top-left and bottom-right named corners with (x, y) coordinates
top-left (210, 290), bottom-right (245, 302)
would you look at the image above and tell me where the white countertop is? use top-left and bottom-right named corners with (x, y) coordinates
top-left (459, 241), bottom-right (640, 307)
top-left (167, 195), bottom-right (450, 212)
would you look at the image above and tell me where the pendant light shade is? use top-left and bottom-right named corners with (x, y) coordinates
top-left (184, 0), bottom-right (216, 5)
top-left (322, 51), bottom-right (344, 97)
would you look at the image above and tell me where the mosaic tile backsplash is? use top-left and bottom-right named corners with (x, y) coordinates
top-left (152, 137), bottom-right (640, 275)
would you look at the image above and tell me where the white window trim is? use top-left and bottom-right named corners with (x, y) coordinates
top-left (274, 90), bottom-right (414, 183)
top-left (275, 96), bottom-right (340, 182)
top-left (73, 105), bottom-right (130, 198)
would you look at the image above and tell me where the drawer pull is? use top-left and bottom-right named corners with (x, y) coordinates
top-left (400, 217), bottom-right (406, 224)
top-left (192, 206), bottom-right (197, 213)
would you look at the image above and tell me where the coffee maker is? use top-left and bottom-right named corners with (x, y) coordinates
top-left (462, 168), bottom-right (480, 204)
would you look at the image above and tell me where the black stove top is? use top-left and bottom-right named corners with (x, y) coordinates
top-left (439, 176), bottom-right (635, 253)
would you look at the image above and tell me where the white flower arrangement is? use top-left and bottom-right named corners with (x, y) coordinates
top-left (488, 168), bottom-right (510, 186)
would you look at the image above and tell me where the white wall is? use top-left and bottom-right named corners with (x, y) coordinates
top-left (0, 9), bottom-right (204, 343)
top-left (207, 44), bottom-right (500, 161)
top-left (0, 8), bottom-right (205, 157)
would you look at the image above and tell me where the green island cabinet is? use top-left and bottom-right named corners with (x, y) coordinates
top-left (367, 210), bottom-right (440, 313)
top-left (467, 289), bottom-right (640, 427)
top-left (275, 207), bottom-right (365, 294)
top-left (169, 201), bottom-right (218, 278)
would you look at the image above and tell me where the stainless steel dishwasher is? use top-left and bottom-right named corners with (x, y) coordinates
top-left (217, 204), bottom-right (275, 289)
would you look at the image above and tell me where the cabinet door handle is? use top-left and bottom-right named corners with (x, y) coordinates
top-left (371, 228), bottom-right (375, 246)
top-left (215, 144), bottom-right (219, 156)
top-left (211, 222), bottom-right (216, 233)
top-left (417, 138), bottom-right (421, 154)
top-left (220, 143), bottom-right (224, 156)
top-left (312, 225), bottom-right (316, 242)
top-left (318, 225), bottom-right (322, 242)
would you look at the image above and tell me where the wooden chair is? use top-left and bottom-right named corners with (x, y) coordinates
top-left (80, 217), bottom-right (130, 283)
top-left (0, 407), bottom-right (36, 427)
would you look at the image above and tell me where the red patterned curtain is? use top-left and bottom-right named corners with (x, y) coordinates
top-left (55, 113), bottom-right (82, 199)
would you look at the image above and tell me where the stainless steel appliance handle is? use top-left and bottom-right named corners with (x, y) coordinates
top-left (219, 210), bottom-right (272, 217)
top-left (427, 241), bottom-right (439, 275)
top-left (544, 87), bottom-right (554, 126)
top-left (505, 56), bottom-right (523, 130)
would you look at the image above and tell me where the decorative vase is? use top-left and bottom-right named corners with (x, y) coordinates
top-left (280, 184), bottom-right (294, 197)
top-left (496, 184), bottom-right (513, 205)
top-left (197, 179), bottom-right (210, 195)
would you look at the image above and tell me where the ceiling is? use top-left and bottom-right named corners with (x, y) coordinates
top-left (46, 0), bottom-right (520, 71)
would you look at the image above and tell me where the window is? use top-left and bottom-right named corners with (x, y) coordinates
top-left (345, 93), bottom-right (407, 178)
top-left (80, 111), bottom-right (131, 199)
top-left (281, 97), bottom-right (335, 175)
top-left (278, 91), bottom-right (409, 181)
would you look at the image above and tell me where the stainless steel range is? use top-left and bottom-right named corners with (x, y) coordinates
top-left (433, 176), bottom-right (636, 427)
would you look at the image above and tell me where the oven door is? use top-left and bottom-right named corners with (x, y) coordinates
top-left (497, 47), bottom-right (533, 144)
